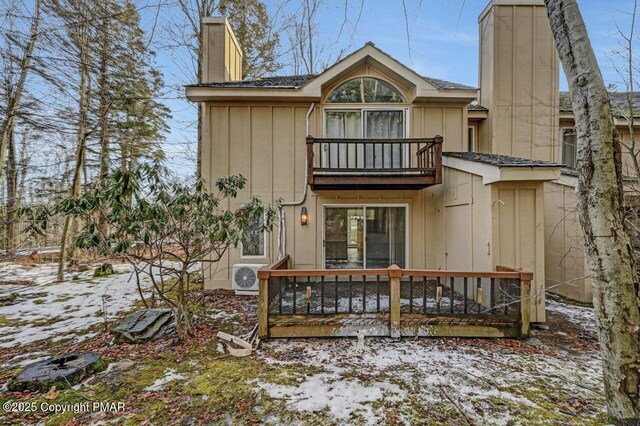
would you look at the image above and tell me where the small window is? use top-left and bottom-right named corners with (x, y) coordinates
top-left (561, 128), bottom-right (577, 168)
top-left (468, 127), bottom-right (475, 152)
top-left (327, 77), bottom-right (405, 103)
top-left (241, 212), bottom-right (266, 257)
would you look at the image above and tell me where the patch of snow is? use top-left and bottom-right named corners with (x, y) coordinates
top-left (144, 369), bottom-right (187, 392)
top-left (260, 372), bottom-right (404, 421)
top-left (258, 337), bottom-right (605, 425)
top-left (0, 263), bottom-right (148, 348)
top-left (546, 298), bottom-right (596, 332)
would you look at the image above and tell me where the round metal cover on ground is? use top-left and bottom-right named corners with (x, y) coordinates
top-left (234, 267), bottom-right (257, 289)
top-left (8, 352), bottom-right (106, 392)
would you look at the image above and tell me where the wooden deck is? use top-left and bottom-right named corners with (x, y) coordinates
top-left (257, 257), bottom-right (532, 339)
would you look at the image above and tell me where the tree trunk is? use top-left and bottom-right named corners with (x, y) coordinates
top-left (57, 2), bottom-right (90, 281)
top-left (97, 8), bottom-right (111, 236)
top-left (0, 0), bottom-right (41, 182)
top-left (545, 0), bottom-right (640, 422)
top-left (17, 131), bottom-right (29, 206)
top-left (5, 130), bottom-right (17, 255)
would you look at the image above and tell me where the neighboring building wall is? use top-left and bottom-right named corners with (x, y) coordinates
top-left (478, 0), bottom-right (559, 161)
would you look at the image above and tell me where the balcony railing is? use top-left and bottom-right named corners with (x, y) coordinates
top-left (306, 136), bottom-right (443, 190)
top-left (257, 256), bottom-right (533, 339)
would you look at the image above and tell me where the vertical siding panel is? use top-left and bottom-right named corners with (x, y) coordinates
top-left (498, 189), bottom-right (517, 267)
top-left (294, 107), bottom-right (309, 195)
top-left (210, 106), bottom-right (229, 183)
top-left (424, 107), bottom-right (443, 138)
top-left (250, 107), bottom-right (272, 196)
top-left (229, 107), bottom-right (251, 192)
top-left (412, 107), bottom-right (423, 138)
top-left (445, 108), bottom-right (463, 152)
top-left (272, 107), bottom-right (294, 201)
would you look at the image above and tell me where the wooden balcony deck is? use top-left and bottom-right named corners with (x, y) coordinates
top-left (306, 136), bottom-right (443, 190)
top-left (257, 256), bottom-right (532, 339)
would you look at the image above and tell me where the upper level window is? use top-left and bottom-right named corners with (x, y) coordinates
top-left (327, 77), bottom-right (405, 103)
top-left (561, 128), bottom-right (577, 168)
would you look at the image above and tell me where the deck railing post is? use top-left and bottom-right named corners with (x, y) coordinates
top-left (519, 270), bottom-right (533, 337)
top-left (434, 135), bottom-right (443, 184)
top-left (388, 265), bottom-right (402, 339)
top-left (257, 267), bottom-right (270, 339)
top-left (306, 136), bottom-right (315, 186)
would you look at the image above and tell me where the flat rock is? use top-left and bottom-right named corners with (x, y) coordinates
top-left (8, 352), bottom-right (106, 392)
top-left (114, 309), bottom-right (175, 344)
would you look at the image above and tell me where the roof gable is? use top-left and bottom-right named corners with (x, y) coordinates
top-left (302, 42), bottom-right (475, 101)
top-left (186, 42), bottom-right (477, 102)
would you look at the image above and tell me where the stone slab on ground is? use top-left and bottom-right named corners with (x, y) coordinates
top-left (8, 352), bottom-right (106, 392)
top-left (114, 308), bottom-right (175, 343)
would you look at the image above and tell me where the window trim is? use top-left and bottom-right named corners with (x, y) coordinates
top-left (240, 210), bottom-right (268, 259)
top-left (467, 126), bottom-right (475, 152)
top-left (560, 127), bottom-right (577, 168)
top-left (321, 203), bottom-right (410, 269)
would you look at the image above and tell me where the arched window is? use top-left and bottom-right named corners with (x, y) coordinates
top-left (327, 77), bottom-right (405, 103)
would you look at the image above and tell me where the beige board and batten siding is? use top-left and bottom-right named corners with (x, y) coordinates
top-left (492, 181), bottom-right (546, 321)
top-left (441, 165), bottom-right (546, 322)
top-left (201, 97), bottom-right (468, 288)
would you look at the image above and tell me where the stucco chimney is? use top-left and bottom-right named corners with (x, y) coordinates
top-left (477, 0), bottom-right (559, 161)
top-left (201, 17), bottom-right (243, 83)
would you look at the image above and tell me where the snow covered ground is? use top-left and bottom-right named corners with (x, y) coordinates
top-left (0, 262), bottom-right (147, 348)
top-left (254, 296), bottom-right (605, 425)
top-left (258, 334), bottom-right (604, 425)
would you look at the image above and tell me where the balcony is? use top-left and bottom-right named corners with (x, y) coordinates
top-left (306, 136), bottom-right (443, 190)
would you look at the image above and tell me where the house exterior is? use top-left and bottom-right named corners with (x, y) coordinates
top-left (185, 0), bottom-right (639, 323)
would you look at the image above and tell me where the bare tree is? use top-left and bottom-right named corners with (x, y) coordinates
top-left (49, 0), bottom-right (92, 280)
top-left (0, 0), bottom-right (40, 182)
top-left (286, 0), bottom-right (355, 75)
top-left (545, 0), bottom-right (640, 421)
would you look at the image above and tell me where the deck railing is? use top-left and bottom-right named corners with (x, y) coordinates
top-left (258, 256), bottom-right (532, 339)
top-left (306, 136), bottom-right (443, 189)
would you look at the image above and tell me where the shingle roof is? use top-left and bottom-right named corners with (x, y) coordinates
top-left (560, 91), bottom-right (640, 117)
top-left (187, 74), bottom-right (476, 91)
top-left (468, 102), bottom-right (488, 111)
top-left (444, 152), bottom-right (561, 167)
top-left (422, 76), bottom-right (475, 90)
top-left (186, 74), bottom-right (316, 89)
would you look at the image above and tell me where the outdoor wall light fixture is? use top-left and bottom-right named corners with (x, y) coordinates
top-left (300, 207), bottom-right (308, 225)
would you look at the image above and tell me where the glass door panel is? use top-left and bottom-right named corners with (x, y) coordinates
top-left (365, 207), bottom-right (406, 268)
top-left (325, 207), bottom-right (364, 269)
top-left (324, 111), bottom-right (362, 169)
top-left (364, 110), bottom-right (405, 169)
top-left (324, 206), bottom-right (406, 269)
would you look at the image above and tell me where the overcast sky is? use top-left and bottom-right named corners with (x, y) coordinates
top-left (153, 0), bottom-right (639, 177)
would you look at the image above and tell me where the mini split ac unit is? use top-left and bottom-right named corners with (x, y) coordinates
top-left (232, 264), bottom-right (263, 295)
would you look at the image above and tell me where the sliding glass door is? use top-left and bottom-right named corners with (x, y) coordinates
top-left (324, 109), bottom-right (406, 169)
top-left (324, 206), bottom-right (406, 269)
